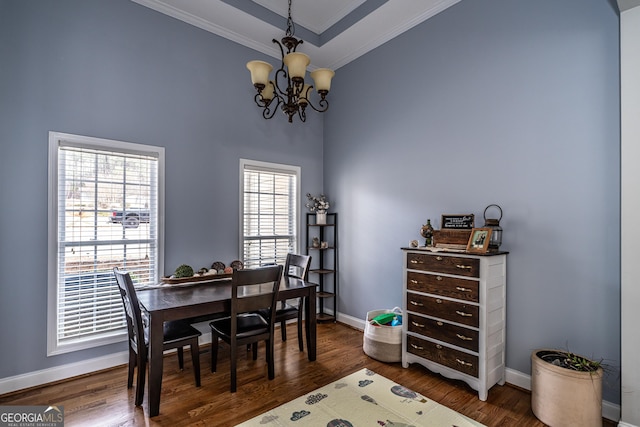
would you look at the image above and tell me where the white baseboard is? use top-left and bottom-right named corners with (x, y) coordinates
top-left (0, 314), bottom-right (624, 425)
top-left (0, 329), bottom-right (215, 396)
top-left (0, 351), bottom-right (129, 395)
top-left (505, 367), bottom-right (531, 389)
top-left (602, 401), bottom-right (623, 425)
top-left (336, 311), bottom-right (364, 330)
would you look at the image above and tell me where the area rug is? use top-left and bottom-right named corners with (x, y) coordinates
top-left (236, 368), bottom-right (485, 426)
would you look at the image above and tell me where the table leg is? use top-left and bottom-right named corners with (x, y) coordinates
top-left (306, 286), bottom-right (317, 361)
top-left (148, 314), bottom-right (164, 417)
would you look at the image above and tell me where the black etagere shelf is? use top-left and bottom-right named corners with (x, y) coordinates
top-left (306, 212), bottom-right (338, 322)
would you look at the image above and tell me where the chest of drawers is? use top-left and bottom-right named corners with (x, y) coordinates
top-left (401, 249), bottom-right (507, 400)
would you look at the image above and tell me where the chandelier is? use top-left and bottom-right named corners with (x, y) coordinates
top-left (246, 0), bottom-right (335, 123)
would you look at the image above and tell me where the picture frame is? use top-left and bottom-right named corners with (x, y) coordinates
top-left (466, 227), bottom-right (492, 253)
top-left (441, 214), bottom-right (475, 230)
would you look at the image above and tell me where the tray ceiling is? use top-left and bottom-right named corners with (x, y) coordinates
top-left (131, 0), bottom-right (461, 70)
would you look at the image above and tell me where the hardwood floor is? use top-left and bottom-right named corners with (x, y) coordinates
top-left (0, 322), bottom-right (616, 427)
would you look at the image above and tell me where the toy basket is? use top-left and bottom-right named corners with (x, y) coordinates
top-left (363, 307), bottom-right (403, 362)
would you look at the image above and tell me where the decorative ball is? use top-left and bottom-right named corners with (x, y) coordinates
top-left (224, 266), bottom-right (233, 274)
top-left (420, 225), bottom-right (432, 238)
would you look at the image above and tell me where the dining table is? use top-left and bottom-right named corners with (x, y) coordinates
top-left (136, 275), bottom-right (317, 417)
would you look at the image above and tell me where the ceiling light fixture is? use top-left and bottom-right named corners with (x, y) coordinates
top-left (246, 0), bottom-right (335, 123)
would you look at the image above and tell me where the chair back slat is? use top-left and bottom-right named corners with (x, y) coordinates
top-left (236, 293), bottom-right (275, 314)
top-left (231, 265), bottom-right (283, 327)
top-left (284, 254), bottom-right (311, 279)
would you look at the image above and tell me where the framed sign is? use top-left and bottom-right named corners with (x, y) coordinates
top-left (466, 227), bottom-right (492, 253)
top-left (441, 214), bottom-right (474, 230)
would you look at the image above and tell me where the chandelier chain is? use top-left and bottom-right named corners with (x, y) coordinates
top-left (285, 0), bottom-right (295, 37)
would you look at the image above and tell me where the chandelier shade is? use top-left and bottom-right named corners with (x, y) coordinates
top-left (310, 68), bottom-right (335, 93)
top-left (283, 53), bottom-right (310, 80)
top-left (246, 0), bottom-right (335, 123)
top-left (246, 60), bottom-right (273, 88)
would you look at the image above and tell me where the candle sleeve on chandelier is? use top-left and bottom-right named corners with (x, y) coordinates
top-left (246, 60), bottom-right (273, 87)
top-left (261, 81), bottom-right (275, 101)
top-left (298, 84), bottom-right (312, 105)
top-left (310, 68), bottom-right (335, 93)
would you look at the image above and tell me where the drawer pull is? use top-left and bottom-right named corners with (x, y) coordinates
top-left (436, 344), bottom-right (443, 349)
top-left (436, 321), bottom-right (443, 326)
top-left (455, 286), bottom-right (472, 292)
top-left (435, 256), bottom-right (443, 261)
top-left (410, 259), bottom-right (423, 264)
top-left (456, 310), bottom-right (473, 317)
top-left (409, 300), bottom-right (424, 307)
top-left (456, 358), bottom-right (473, 367)
top-left (410, 343), bottom-right (424, 350)
top-left (456, 333), bottom-right (473, 341)
top-left (411, 321), bottom-right (425, 328)
top-left (456, 264), bottom-right (472, 270)
top-left (410, 279), bottom-right (418, 284)
top-left (436, 276), bottom-right (443, 281)
top-left (436, 299), bottom-right (443, 304)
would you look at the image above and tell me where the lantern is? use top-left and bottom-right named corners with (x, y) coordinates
top-left (483, 204), bottom-right (503, 251)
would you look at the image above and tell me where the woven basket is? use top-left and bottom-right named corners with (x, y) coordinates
top-left (363, 308), bottom-right (402, 363)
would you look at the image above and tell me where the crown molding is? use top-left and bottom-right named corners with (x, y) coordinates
top-left (131, 0), bottom-right (280, 57)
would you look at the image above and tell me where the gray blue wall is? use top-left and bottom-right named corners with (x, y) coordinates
top-left (0, 0), bottom-right (322, 376)
top-left (324, 0), bottom-right (621, 403)
top-left (0, 0), bottom-right (622, 407)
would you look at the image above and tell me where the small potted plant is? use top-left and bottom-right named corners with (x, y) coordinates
top-left (531, 349), bottom-right (604, 427)
top-left (305, 193), bottom-right (330, 224)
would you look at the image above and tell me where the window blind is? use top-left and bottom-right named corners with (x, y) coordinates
top-left (242, 162), bottom-right (298, 269)
top-left (52, 138), bottom-right (160, 351)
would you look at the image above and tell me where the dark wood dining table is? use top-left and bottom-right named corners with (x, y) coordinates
top-left (136, 276), bottom-right (317, 417)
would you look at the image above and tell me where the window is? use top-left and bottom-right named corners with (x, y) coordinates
top-left (47, 132), bottom-right (164, 355)
top-left (240, 159), bottom-right (300, 269)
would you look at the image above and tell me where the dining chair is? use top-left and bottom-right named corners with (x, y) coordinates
top-left (270, 253), bottom-right (312, 351)
top-left (209, 265), bottom-right (283, 392)
top-left (113, 267), bottom-right (202, 406)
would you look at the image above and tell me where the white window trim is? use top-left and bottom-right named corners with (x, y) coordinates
top-left (47, 131), bottom-right (165, 356)
top-left (239, 158), bottom-right (301, 264)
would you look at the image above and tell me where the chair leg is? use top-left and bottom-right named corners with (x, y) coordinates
top-left (230, 343), bottom-right (237, 393)
top-left (127, 348), bottom-right (136, 388)
top-left (210, 334), bottom-right (219, 373)
top-left (177, 347), bottom-right (184, 370)
top-left (280, 320), bottom-right (287, 341)
top-left (252, 342), bottom-right (258, 360)
top-left (135, 354), bottom-right (146, 406)
top-left (297, 309), bottom-right (304, 352)
top-left (266, 338), bottom-right (275, 380)
top-left (304, 297), bottom-right (311, 353)
top-left (190, 340), bottom-right (201, 387)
